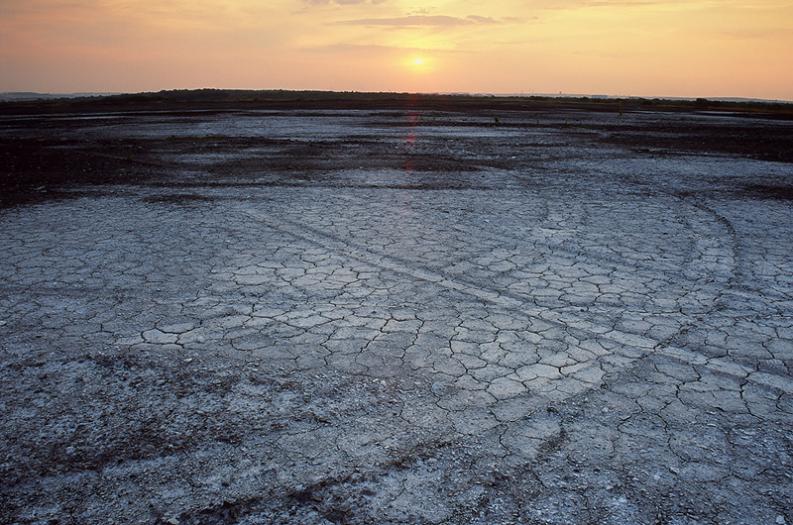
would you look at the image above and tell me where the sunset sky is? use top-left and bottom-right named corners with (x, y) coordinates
top-left (1, 1), bottom-right (792, 99)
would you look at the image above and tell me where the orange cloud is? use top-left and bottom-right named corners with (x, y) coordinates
top-left (0, 0), bottom-right (791, 100)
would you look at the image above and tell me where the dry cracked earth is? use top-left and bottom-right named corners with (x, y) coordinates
top-left (1, 106), bottom-right (793, 525)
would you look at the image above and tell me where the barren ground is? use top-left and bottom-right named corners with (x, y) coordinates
top-left (1, 101), bottom-right (793, 525)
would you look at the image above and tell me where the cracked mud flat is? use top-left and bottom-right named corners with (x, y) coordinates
top-left (1, 105), bottom-right (793, 525)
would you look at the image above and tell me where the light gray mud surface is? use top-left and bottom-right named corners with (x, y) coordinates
top-left (1, 109), bottom-right (793, 524)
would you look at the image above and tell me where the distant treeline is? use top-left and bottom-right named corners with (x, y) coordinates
top-left (2, 88), bottom-right (792, 118)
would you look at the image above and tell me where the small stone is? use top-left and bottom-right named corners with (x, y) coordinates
top-left (776, 516), bottom-right (786, 525)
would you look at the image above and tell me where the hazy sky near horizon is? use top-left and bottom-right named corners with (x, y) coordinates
top-left (1, 0), bottom-right (792, 99)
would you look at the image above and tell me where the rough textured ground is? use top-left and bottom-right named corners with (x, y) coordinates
top-left (1, 105), bottom-right (793, 525)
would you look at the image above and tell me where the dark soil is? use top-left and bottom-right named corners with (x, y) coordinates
top-left (1, 92), bottom-right (792, 209)
top-left (141, 194), bottom-right (216, 204)
top-left (742, 184), bottom-right (793, 201)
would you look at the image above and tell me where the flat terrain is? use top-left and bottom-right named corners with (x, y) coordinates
top-left (1, 95), bottom-right (793, 525)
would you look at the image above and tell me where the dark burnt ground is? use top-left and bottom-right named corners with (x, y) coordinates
top-left (593, 121), bottom-right (793, 163)
top-left (141, 194), bottom-right (217, 204)
top-left (1, 94), bottom-right (792, 209)
top-left (0, 133), bottom-right (152, 208)
top-left (741, 184), bottom-right (793, 201)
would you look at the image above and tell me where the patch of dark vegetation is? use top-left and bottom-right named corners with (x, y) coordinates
top-left (0, 188), bottom-right (100, 210)
top-left (172, 437), bottom-right (467, 525)
top-left (0, 138), bottom-right (150, 183)
top-left (0, 136), bottom-right (152, 208)
top-left (599, 125), bottom-right (793, 163)
top-left (536, 428), bottom-right (568, 459)
top-left (142, 194), bottom-right (215, 204)
top-left (3, 102), bottom-right (792, 211)
top-left (141, 180), bottom-right (489, 191)
top-left (175, 499), bottom-right (251, 525)
top-left (742, 184), bottom-right (793, 201)
top-left (208, 152), bottom-right (484, 173)
top-left (0, 129), bottom-right (502, 209)
top-left (676, 185), bottom-right (793, 202)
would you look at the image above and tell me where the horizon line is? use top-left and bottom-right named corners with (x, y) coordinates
top-left (1, 88), bottom-right (792, 105)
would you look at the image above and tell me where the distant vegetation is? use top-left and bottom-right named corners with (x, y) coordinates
top-left (1, 88), bottom-right (792, 118)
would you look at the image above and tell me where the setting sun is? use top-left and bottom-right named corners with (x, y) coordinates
top-left (405, 55), bottom-right (431, 73)
top-left (1, 1), bottom-right (792, 102)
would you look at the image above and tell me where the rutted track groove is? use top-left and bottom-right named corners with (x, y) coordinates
top-left (240, 206), bottom-right (793, 394)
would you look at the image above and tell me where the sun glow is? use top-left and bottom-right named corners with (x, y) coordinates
top-left (405, 55), bottom-right (431, 73)
top-left (1, 1), bottom-right (792, 98)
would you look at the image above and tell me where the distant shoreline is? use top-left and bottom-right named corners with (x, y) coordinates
top-left (1, 88), bottom-right (792, 118)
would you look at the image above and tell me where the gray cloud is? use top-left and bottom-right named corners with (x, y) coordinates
top-left (304, 0), bottom-right (388, 5)
top-left (303, 43), bottom-right (465, 54)
top-left (334, 15), bottom-right (502, 27)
